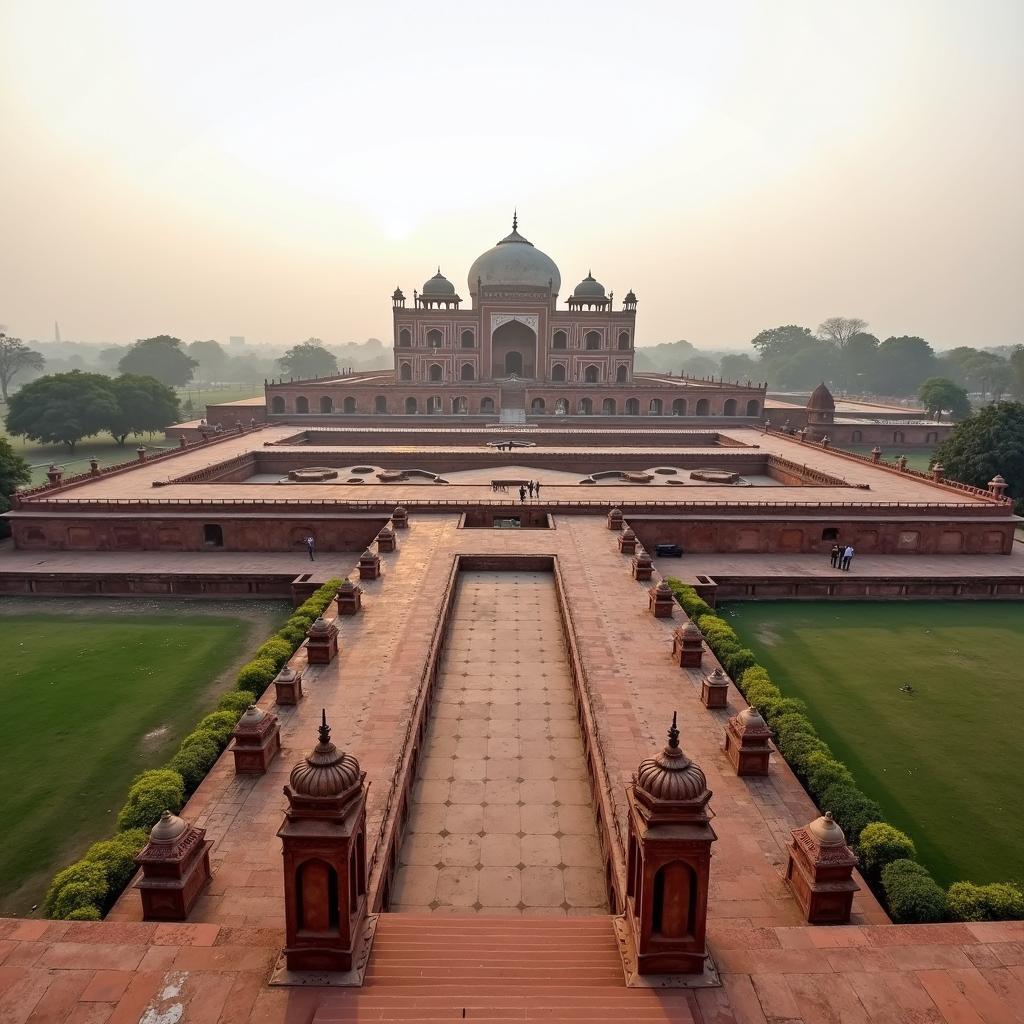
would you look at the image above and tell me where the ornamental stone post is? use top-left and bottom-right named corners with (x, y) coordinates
top-left (376, 526), bottom-right (396, 552)
top-left (230, 705), bottom-right (282, 775)
top-left (724, 706), bottom-right (772, 776)
top-left (618, 527), bottom-right (638, 555)
top-left (631, 551), bottom-right (653, 581)
top-left (785, 812), bottom-right (859, 924)
top-left (135, 811), bottom-right (212, 921)
top-left (359, 549), bottom-right (382, 581)
top-left (701, 667), bottom-right (730, 708)
top-left (607, 507), bottom-right (624, 531)
top-left (391, 506), bottom-right (409, 529)
top-left (672, 623), bottom-right (703, 668)
top-left (274, 665), bottom-right (304, 705)
top-left (46, 465), bottom-right (63, 486)
top-left (278, 711), bottom-right (371, 976)
top-left (305, 617), bottom-right (340, 665)
top-left (649, 581), bottom-right (675, 618)
top-left (619, 712), bottom-right (716, 979)
top-left (870, 446), bottom-right (882, 463)
top-left (336, 580), bottom-right (363, 615)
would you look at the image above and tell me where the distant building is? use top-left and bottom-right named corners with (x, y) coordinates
top-left (228, 336), bottom-right (246, 348)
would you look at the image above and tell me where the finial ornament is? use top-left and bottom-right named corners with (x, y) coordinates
top-left (512, 208), bottom-right (518, 231)
top-left (667, 711), bottom-right (680, 750)
top-left (318, 708), bottom-right (331, 746)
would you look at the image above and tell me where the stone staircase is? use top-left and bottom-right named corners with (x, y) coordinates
top-left (312, 914), bottom-right (691, 1022)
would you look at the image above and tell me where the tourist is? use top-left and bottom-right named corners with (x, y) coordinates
top-left (306, 535), bottom-right (316, 561)
top-left (841, 544), bottom-right (854, 571)
top-left (519, 486), bottom-right (526, 503)
top-left (534, 481), bottom-right (541, 498)
top-left (830, 543), bottom-right (840, 568)
top-left (528, 481), bottom-right (535, 498)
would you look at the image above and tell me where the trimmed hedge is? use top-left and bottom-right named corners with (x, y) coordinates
top-left (43, 580), bottom-right (347, 920)
top-left (881, 860), bottom-right (947, 923)
top-left (663, 581), bottom-right (1021, 923)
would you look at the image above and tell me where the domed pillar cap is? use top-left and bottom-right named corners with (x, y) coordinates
top-left (622, 527), bottom-right (636, 540)
top-left (239, 704), bottom-right (267, 726)
top-left (807, 811), bottom-right (846, 847)
top-left (654, 580), bottom-right (673, 596)
top-left (149, 810), bottom-right (189, 843)
top-left (634, 712), bottom-right (712, 820)
top-left (286, 709), bottom-right (363, 805)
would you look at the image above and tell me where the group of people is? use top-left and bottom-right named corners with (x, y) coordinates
top-left (829, 543), bottom-right (856, 571)
top-left (519, 480), bottom-right (542, 502)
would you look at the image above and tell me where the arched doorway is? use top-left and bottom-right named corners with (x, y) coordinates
top-left (491, 318), bottom-right (537, 378)
top-left (579, 397), bottom-right (593, 415)
top-left (696, 398), bottom-right (709, 416)
top-left (584, 364), bottom-right (599, 383)
top-left (271, 396), bottom-right (285, 413)
top-left (746, 399), bottom-right (760, 416)
top-left (626, 398), bottom-right (639, 415)
top-left (343, 396), bottom-right (356, 413)
top-left (404, 397), bottom-right (417, 414)
top-left (724, 398), bottom-right (737, 415)
top-left (531, 398), bottom-right (545, 414)
top-left (650, 399), bottom-right (662, 415)
top-left (672, 399), bottom-right (686, 416)
top-left (461, 363), bottom-right (475, 381)
top-left (555, 398), bottom-right (569, 415)
top-left (480, 396), bottom-right (496, 414)
top-left (551, 363), bottom-right (566, 382)
top-left (616, 365), bottom-right (628, 383)
top-left (296, 396), bottom-right (309, 414)
top-left (427, 396), bottom-right (442, 414)
top-left (602, 398), bottom-right (616, 415)
top-left (374, 395), bottom-right (387, 413)
top-left (320, 396), bottom-right (333, 413)
top-left (429, 363), bottom-right (443, 382)
top-left (399, 362), bottom-right (412, 381)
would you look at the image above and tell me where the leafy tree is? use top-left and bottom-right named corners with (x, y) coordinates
top-left (277, 340), bottom-right (339, 379)
top-left (918, 377), bottom-right (970, 421)
top-left (0, 436), bottom-right (31, 536)
top-left (750, 325), bottom-right (816, 360)
top-left (118, 336), bottom-right (197, 387)
top-left (933, 402), bottom-right (1024, 513)
top-left (840, 332), bottom-right (879, 392)
top-left (719, 353), bottom-right (759, 381)
top-left (874, 336), bottom-right (937, 396)
top-left (187, 339), bottom-right (229, 381)
top-left (5, 371), bottom-right (119, 452)
top-left (106, 375), bottom-right (181, 445)
top-left (680, 355), bottom-right (719, 377)
top-left (0, 334), bottom-right (46, 400)
top-left (1011, 347), bottom-right (1024, 399)
top-left (772, 343), bottom-right (841, 390)
top-left (817, 317), bottom-right (868, 348)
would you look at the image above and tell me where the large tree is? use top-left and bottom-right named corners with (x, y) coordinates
top-left (0, 436), bottom-right (31, 536)
top-left (933, 402), bottom-right (1024, 513)
top-left (918, 377), bottom-right (970, 421)
top-left (106, 375), bottom-right (181, 445)
top-left (841, 332), bottom-right (880, 391)
top-left (187, 339), bottom-right (229, 381)
top-left (118, 336), bottom-right (197, 386)
top-left (719, 353), bottom-right (759, 381)
top-left (1010, 347), bottom-right (1024, 399)
top-left (0, 334), bottom-right (46, 400)
top-left (817, 317), bottom-right (868, 348)
top-left (750, 325), bottom-right (817, 360)
top-left (5, 371), bottom-right (120, 451)
top-left (277, 340), bottom-right (339, 379)
top-left (874, 336), bottom-right (937, 396)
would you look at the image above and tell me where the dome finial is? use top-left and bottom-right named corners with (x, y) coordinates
top-left (512, 208), bottom-right (518, 231)
top-left (319, 708), bottom-right (331, 746)
top-left (667, 711), bottom-right (680, 751)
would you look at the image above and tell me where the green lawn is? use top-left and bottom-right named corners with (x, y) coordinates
top-left (724, 601), bottom-right (1024, 888)
top-left (837, 444), bottom-right (935, 472)
top-left (0, 601), bottom-right (286, 915)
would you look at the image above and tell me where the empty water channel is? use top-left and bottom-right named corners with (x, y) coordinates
top-left (389, 568), bottom-right (610, 914)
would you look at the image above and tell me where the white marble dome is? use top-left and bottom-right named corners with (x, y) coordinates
top-left (422, 269), bottom-right (456, 296)
top-left (573, 272), bottom-right (606, 298)
top-left (468, 220), bottom-right (561, 295)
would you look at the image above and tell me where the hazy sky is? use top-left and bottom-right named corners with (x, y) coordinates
top-left (1, 0), bottom-right (1022, 349)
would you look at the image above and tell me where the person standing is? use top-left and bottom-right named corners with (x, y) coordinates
top-left (830, 543), bottom-right (840, 568)
top-left (528, 481), bottom-right (535, 498)
top-left (519, 485), bottom-right (526, 503)
top-left (842, 544), bottom-right (854, 571)
top-left (305, 535), bottom-right (316, 561)
top-left (534, 481), bottom-right (541, 499)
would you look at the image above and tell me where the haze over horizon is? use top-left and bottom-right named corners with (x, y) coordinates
top-left (1, 0), bottom-right (1021, 350)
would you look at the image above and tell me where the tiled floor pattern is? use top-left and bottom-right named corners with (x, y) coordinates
top-left (390, 570), bottom-right (608, 915)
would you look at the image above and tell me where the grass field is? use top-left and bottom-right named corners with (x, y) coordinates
top-left (0, 599), bottom-right (287, 916)
top-left (1, 384), bottom-right (261, 484)
top-left (837, 445), bottom-right (935, 473)
top-left (724, 601), bottom-right (1024, 888)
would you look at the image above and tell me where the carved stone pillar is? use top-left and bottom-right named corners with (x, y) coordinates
top-left (649, 581), bottom-right (675, 618)
top-left (700, 667), bottom-right (730, 708)
top-left (305, 617), bottom-right (340, 665)
top-left (671, 623), bottom-right (703, 667)
top-left (278, 711), bottom-right (371, 976)
top-left (274, 665), bottom-right (304, 705)
top-left (359, 549), bottom-right (382, 581)
top-left (607, 507), bottom-right (624, 531)
top-left (724, 706), bottom-right (772, 776)
top-left (135, 811), bottom-right (212, 921)
top-left (631, 551), bottom-right (653, 581)
top-left (618, 528), bottom-right (638, 555)
top-left (376, 526), bottom-right (396, 552)
top-left (336, 580), bottom-right (363, 615)
top-left (618, 712), bottom-right (716, 980)
top-left (785, 812), bottom-right (859, 924)
top-left (230, 705), bottom-right (282, 775)
top-left (391, 506), bottom-right (409, 529)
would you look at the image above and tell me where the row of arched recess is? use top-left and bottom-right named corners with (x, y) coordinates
top-left (395, 329), bottom-right (632, 350)
top-left (396, 363), bottom-right (634, 383)
top-left (270, 395), bottom-right (762, 416)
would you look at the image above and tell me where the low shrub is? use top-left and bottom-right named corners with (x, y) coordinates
top-left (740, 665), bottom-right (774, 691)
top-left (43, 861), bottom-right (108, 918)
top-left (881, 859), bottom-right (947, 923)
top-left (218, 689), bottom-right (256, 716)
top-left (169, 734), bottom-right (221, 792)
top-left (254, 637), bottom-right (293, 670)
top-left (742, 678), bottom-right (782, 712)
top-left (663, 579), bottom-right (713, 621)
top-left (819, 782), bottom-right (883, 846)
top-left (277, 624), bottom-right (306, 648)
top-left (858, 823), bottom-right (917, 879)
top-left (763, 697), bottom-right (809, 724)
top-left (116, 768), bottom-right (185, 832)
top-left (802, 752), bottom-right (855, 795)
top-left (287, 612), bottom-right (316, 633)
top-left (194, 710), bottom-right (241, 748)
top-left (722, 647), bottom-right (757, 678)
top-left (66, 907), bottom-right (102, 921)
top-left (236, 657), bottom-right (278, 695)
top-left (81, 829), bottom-right (149, 900)
top-left (947, 881), bottom-right (1024, 922)
top-left (772, 712), bottom-right (817, 746)
top-left (777, 731), bottom-right (831, 773)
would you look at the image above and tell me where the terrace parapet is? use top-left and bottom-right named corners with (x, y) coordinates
top-left (785, 812), bottom-right (859, 925)
top-left (134, 810), bottom-right (212, 921)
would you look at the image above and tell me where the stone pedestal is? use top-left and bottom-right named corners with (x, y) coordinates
top-left (305, 617), bottom-right (340, 665)
top-left (622, 713), bottom-right (716, 979)
top-left (607, 507), bottom-right (624, 531)
top-left (376, 526), bottom-right (396, 552)
top-left (274, 665), bottom-right (304, 705)
top-left (785, 813), bottom-right (859, 924)
top-left (391, 506), bottom-right (409, 529)
top-left (46, 465), bottom-right (63, 486)
top-left (278, 712), bottom-right (369, 975)
top-left (336, 580), bottom-right (363, 615)
top-left (649, 581), bottom-right (675, 618)
top-left (672, 623), bottom-right (703, 667)
top-left (700, 668), bottom-right (730, 708)
top-left (135, 811), bottom-right (212, 921)
top-left (631, 552), bottom-right (653, 581)
top-left (231, 705), bottom-right (282, 775)
top-left (724, 707), bottom-right (772, 776)
top-left (618, 528), bottom-right (638, 555)
top-left (359, 549), bottom-right (382, 581)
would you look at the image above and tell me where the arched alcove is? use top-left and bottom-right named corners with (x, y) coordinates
top-left (492, 319), bottom-right (537, 377)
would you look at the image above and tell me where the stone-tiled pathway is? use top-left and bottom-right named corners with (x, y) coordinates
top-left (391, 570), bottom-right (607, 915)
